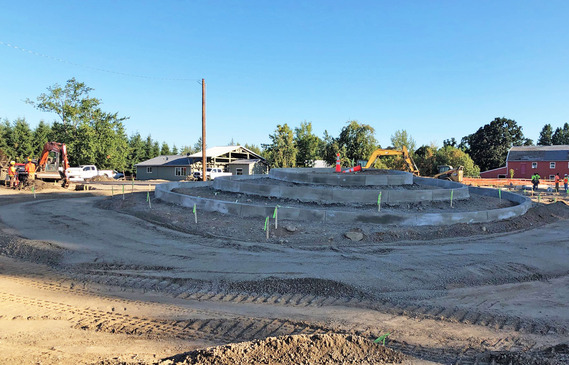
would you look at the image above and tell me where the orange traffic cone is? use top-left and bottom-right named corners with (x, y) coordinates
top-left (335, 153), bottom-right (341, 173)
top-left (342, 165), bottom-right (362, 173)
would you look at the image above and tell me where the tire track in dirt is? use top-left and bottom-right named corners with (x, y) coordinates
top-left (74, 269), bottom-right (568, 338)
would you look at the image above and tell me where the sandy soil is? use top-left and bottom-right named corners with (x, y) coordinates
top-left (0, 183), bottom-right (568, 364)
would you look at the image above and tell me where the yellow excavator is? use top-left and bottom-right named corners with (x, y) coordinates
top-left (433, 165), bottom-right (463, 182)
top-left (364, 146), bottom-right (420, 175)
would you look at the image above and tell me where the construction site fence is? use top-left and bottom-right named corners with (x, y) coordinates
top-left (463, 177), bottom-right (555, 187)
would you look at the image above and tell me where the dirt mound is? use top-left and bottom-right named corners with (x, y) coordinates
top-left (17, 179), bottom-right (64, 192)
top-left (88, 175), bottom-right (115, 182)
top-left (160, 334), bottom-right (406, 365)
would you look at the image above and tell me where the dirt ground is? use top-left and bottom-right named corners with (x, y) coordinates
top-left (0, 181), bottom-right (569, 364)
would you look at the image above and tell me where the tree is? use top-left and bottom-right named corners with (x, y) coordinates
top-left (244, 143), bottom-right (264, 157)
top-left (28, 79), bottom-right (129, 167)
top-left (127, 133), bottom-right (145, 173)
top-left (32, 121), bottom-right (52, 157)
top-left (160, 142), bottom-right (171, 156)
top-left (435, 146), bottom-right (480, 177)
top-left (390, 130), bottom-right (416, 153)
top-left (443, 138), bottom-right (457, 148)
top-left (152, 141), bottom-right (160, 158)
top-left (552, 123), bottom-right (569, 145)
top-left (462, 117), bottom-right (527, 171)
top-left (5, 118), bottom-right (34, 161)
top-left (414, 145), bottom-right (438, 176)
top-left (264, 124), bottom-right (297, 168)
top-left (294, 121), bottom-right (321, 167)
top-left (537, 124), bottom-right (553, 146)
top-left (172, 144), bottom-right (179, 155)
top-left (336, 121), bottom-right (377, 166)
top-left (0, 119), bottom-right (13, 158)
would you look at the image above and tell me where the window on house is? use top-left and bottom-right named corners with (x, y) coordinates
top-left (236, 168), bottom-right (243, 175)
top-left (175, 167), bottom-right (187, 176)
top-left (147, 167), bottom-right (153, 173)
top-left (550, 162), bottom-right (556, 169)
top-left (532, 162), bottom-right (537, 169)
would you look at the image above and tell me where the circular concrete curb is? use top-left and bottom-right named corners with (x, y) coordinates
top-left (270, 168), bottom-right (414, 186)
top-left (155, 179), bottom-right (532, 226)
top-left (212, 174), bottom-right (469, 204)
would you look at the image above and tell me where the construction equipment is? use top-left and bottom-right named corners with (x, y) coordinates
top-left (364, 146), bottom-right (420, 175)
top-left (36, 142), bottom-right (70, 187)
top-left (433, 165), bottom-right (464, 182)
top-left (0, 149), bottom-right (9, 184)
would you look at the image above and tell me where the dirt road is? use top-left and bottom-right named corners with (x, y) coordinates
top-left (1, 189), bottom-right (568, 364)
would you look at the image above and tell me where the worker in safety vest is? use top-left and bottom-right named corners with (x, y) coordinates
top-left (564, 174), bottom-right (568, 193)
top-left (8, 161), bottom-right (16, 188)
top-left (25, 158), bottom-right (36, 181)
top-left (555, 173), bottom-right (560, 193)
top-left (531, 173), bottom-right (540, 191)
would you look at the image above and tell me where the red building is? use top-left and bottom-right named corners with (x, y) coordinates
top-left (479, 145), bottom-right (569, 180)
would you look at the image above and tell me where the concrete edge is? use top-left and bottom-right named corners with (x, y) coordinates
top-left (155, 181), bottom-right (532, 226)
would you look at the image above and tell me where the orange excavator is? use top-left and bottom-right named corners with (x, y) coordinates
top-left (363, 146), bottom-right (420, 175)
top-left (36, 142), bottom-right (70, 187)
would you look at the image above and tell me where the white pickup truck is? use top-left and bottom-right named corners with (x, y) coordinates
top-left (192, 168), bottom-right (232, 180)
top-left (67, 165), bottom-right (117, 182)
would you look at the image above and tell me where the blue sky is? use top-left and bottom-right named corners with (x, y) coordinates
top-left (1, 1), bottom-right (567, 150)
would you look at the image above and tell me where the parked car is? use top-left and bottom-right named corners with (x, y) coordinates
top-left (191, 168), bottom-right (231, 181)
top-left (66, 165), bottom-right (117, 181)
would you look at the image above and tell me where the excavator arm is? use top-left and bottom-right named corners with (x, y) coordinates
top-left (37, 142), bottom-right (70, 186)
top-left (364, 146), bottom-right (420, 175)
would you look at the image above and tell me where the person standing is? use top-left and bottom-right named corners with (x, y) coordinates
top-left (25, 158), bottom-right (36, 181)
top-left (531, 172), bottom-right (540, 191)
top-left (564, 174), bottom-right (568, 193)
top-left (555, 172), bottom-right (560, 193)
top-left (8, 161), bottom-right (16, 188)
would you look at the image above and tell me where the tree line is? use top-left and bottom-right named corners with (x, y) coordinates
top-left (0, 78), bottom-right (202, 173)
top-left (1, 78), bottom-right (563, 176)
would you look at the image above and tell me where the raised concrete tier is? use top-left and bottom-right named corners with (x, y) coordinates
top-left (155, 181), bottom-right (531, 226)
top-left (213, 175), bottom-right (469, 204)
top-left (270, 168), bottom-right (413, 186)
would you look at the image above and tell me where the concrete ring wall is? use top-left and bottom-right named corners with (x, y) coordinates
top-left (270, 168), bottom-right (414, 186)
top-left (155, 181), bottom-right (532, 226)
top-left (213, 175), bottom-right (469, 204)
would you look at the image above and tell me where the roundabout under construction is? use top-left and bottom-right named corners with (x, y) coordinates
top-left (0, 170), bottom-right (568, 364)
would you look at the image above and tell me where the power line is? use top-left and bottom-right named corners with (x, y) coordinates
top-left (0, 40), bottom-right (202, 82)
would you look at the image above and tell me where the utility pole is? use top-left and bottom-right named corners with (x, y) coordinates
top-left (201, 78), bottom-right (206, 181)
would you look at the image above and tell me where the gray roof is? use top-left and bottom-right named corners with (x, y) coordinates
top-left (135, 155), bottom-right (191, 167)
top-left (188, 145), bottom-right (264, 160)
top-left (508, 145), bottom-right (569, 162)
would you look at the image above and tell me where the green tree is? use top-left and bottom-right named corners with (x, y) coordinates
top-left (537, 124), bottom-right (553, 146)
top-left (143, 135), bottom-right (154, 160)
top-left (337, 121), bottom-right (377, 165)
top-left (32, 120), bottom-right (52, 158)
top-left (462, 117), bottom-right (527, 171)
top-left (435, 145), bottom-right (480, 177)
top-left (127, 133), bottom-right (145, 173)
top-left (294, 121), bottom-right (321, 167)
top-left (0, 119), bottom-right (13, 158)
top-left (152, 141), bottom-right (160, 158)
top-left (244, 143), bottom-right (264, 157)
top-left (6, 118), bottom-right (34, 161)
top-left (160, 142), bottom-right (171, 155)
top-left (552, 123), bottom-right (569, 145)
top-left (390, 129), bottom-right (416, 153)
top-left (414, 145), bottom-right (438, 176)
top-left (265, 124), bottom-right (297, 168)
top-left (28, 78), bottom-right (129, 167)
top-left (172, 144), bottom-right (179, 155)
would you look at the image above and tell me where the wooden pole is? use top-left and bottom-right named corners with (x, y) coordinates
top-left (202, 79), bottom-right (206, 181)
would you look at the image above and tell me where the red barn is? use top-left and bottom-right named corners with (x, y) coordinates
top-left (480, 145), bottom-right (569, 180)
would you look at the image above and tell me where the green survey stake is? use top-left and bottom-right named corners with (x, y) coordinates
top-left (377, 192), bottom-right (382, 212)
top-left (264, 216), bottom-right (269, 231)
